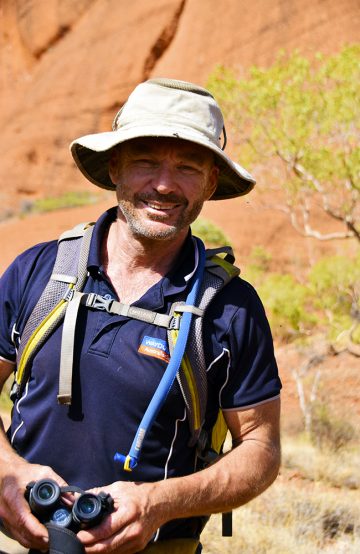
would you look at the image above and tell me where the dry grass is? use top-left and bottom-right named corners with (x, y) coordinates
top-left (1, 397), bottom-right (359, 553)
top-left (201, 435), bottom-right (360, 553)
top-left (282, 435), bottom-right (360, 489)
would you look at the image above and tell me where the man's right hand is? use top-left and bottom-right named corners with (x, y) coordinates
top-left (0, 360), bottom-right (66, 549)
top-left (0, 455), bottom-right (68, 551)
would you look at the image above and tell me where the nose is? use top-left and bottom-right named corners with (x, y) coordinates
top-left (152, 162), bottom-right (177, 194)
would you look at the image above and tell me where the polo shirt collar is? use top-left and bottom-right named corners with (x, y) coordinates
top-left (87, 206), bottom-right (198, 303)
top-left (87, 206), bottom-right (117, 272)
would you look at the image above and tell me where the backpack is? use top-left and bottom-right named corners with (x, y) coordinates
top-left (13, 222), bottom-right (240, 535)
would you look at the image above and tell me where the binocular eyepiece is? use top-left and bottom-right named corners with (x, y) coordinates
top-left (25, 479), bottom-right (114, 532)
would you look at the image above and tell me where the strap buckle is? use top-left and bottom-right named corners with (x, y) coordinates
top-left (10, 380), bottom-right (20, 402)
top-left (85, 293), bottom-right (113, 312)
top-left (169, 316), bottom-right (181, 330)
top-left (63, 287), bottom-right (75, 302)
top-left (195, 428), bottom-right (219, 466)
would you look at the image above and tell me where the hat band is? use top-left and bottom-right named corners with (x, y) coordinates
top-left (115, 113), bottom-right (223, 149)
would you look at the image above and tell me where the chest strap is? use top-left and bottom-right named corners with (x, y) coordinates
top-left (58, 291), bottom-right (204, 404)
top-left (84, 293), bottom-right (203, 325)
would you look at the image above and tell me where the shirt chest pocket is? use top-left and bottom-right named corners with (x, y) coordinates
top-left (87, 311), bottom-right (125, 357)
top-left (84, 313), bottom-right (183, 412)
top-left (86, 309), bottom-right (170, 364)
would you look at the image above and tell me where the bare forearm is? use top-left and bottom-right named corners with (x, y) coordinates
top-left (0, 416), bottom-right (68, 550)
top-left (79, 401), bottom-right (281, 553)
top-left (78, 438), bottom-right (280, 553)
top-left (151, 438), bottom-right (280, 525)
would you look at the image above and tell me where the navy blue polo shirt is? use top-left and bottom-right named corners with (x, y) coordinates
top-left (0, 207), bottom-right (281, 540)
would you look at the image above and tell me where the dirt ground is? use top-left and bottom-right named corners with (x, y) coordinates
top-left (0, 200), bottom-right (359, 554)
top-left (0, 196), bottom-right (359, 430)
top-left (0, 189), bottom-right (355, 275)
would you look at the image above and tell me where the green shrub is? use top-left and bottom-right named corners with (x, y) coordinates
top-left (243, 251), bottom-right (360, 346)
top-left (243, 246), bottom-right (272, 285)
top-left (257, 273), bottom-right (316, 341)
top-left (23, 191), bottom-right (99, 214)
top-left (0, 376), bottom-right (13, 415)
top-left (191, 217), bottom-right (232, 247)
top-left (309, 254), bottom-right (360, 344)
top-left (208, 46), bottom-right (360, 244)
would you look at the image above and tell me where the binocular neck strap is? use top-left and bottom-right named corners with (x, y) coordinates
top-left (59, 485), bottom-right (85, 495)
top-left (29, 523), bottom-right (85, 554)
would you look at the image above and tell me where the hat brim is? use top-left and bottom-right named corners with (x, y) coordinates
top-left (70, 125), bottom-right (255, 200)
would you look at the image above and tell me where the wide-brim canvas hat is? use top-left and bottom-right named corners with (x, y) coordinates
top-left (70, 78), bottom-right (255, 200)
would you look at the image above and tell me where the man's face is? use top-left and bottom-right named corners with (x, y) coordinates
top-left (109, 137), bottom-right (219, 241)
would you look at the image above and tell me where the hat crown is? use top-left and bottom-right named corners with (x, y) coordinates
top-left (112, 79), bottom-right (225, 148)
top-left (70, 77), bottom-right (255, 199)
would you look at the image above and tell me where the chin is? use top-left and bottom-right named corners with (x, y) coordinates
top-left (130, 220), bottom-right (186, 241)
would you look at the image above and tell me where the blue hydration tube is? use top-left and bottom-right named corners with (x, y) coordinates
top-left (114, 237), bottom-right (206, 471)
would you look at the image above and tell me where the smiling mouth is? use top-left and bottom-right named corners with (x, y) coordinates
top-left (144, 201), bottom-right (181, 211)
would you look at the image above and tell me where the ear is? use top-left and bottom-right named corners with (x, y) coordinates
top-left (205, 165), bottom-right (220, 200)
top-left (108, 147), bottom-right (121, 185)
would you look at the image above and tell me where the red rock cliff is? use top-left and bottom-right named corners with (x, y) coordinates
top-left (0, 0), bottom-right (358, 217)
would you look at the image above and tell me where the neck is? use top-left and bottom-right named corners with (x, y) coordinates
top-left (101, 211), bottom-right (188, 303)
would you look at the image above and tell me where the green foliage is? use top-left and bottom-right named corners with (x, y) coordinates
top-left (0, 392), bottom-right (11, 414)
top-left (191, 217), bottom-right (231, 247)
top-left (23, 191), bottom-right (98, 214)
top-left (309, 253), bottom-right (360, 344)
top-left (0, 376), bottom-right (12, 415)
top-left (248, 245), bottom-right (272, 272)
top-left (243, 247), bottom-right (359, 345)
top-left (208, 45), bottom-right (360, 242)
top-left (257, 273), bottom-right (315, 340)
top-left (244, 245), bottom-right (273, 285)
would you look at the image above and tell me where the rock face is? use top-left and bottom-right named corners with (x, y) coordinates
top-left (0, 0), bottom-right (359, 217)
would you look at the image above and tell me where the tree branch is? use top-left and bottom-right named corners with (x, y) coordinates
top-left (288, 203), bottom-right (355, 241)
top-left (287, 161), bottom-right (359, 242)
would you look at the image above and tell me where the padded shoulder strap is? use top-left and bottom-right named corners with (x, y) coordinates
top-left (168, 245), bottom-right (240, 446)
top-left (14, 222), bottom-right (94, 398)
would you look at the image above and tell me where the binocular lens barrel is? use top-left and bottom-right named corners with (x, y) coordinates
top-left (26, 479), bottom-right (113, 531)
top-left (37, 483), bottom-right (55, 500)
top-left (29, 479), bottom-right (61, 514)
top-left (73, 493), bottom-right (102, 523)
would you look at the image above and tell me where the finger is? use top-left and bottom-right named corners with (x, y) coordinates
top-left (77, 510), bottom-right (120, 544)
top-left (2, 512), bottom-right (49, 550)
top-left (80, 518), bottom-right (151, 554)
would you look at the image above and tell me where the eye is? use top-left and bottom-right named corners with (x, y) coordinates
top-left (134, 159), bottom-right (157, 168)
top-left (178, 164), bottom-right (200, 174)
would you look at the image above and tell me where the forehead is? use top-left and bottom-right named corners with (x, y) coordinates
top-left (119, 137), bottom-right (214, 163)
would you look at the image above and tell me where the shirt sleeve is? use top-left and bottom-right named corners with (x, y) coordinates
top-left (0, 241), bottom-right (57, 362)
top-left (213, 279), bottom-right (281, 410)
top-left (0, 257), bottom-right (23, 361)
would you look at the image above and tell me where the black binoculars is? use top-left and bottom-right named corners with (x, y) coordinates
top-left (25, 478), bottom-right (114, 532)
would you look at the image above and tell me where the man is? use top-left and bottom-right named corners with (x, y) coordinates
top-left (0, 78), bottom-right (281, 553)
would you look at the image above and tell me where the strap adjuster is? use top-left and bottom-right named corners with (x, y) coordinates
top-left (85, 293), bottom-right (113, 312)
top-left (169, 316), bottom-right (181, 330)
top-left (63, 287), bottom-right (75, 302)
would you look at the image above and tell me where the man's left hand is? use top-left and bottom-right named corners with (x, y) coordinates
top-left (77, 480), bottom-right (162, 553)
